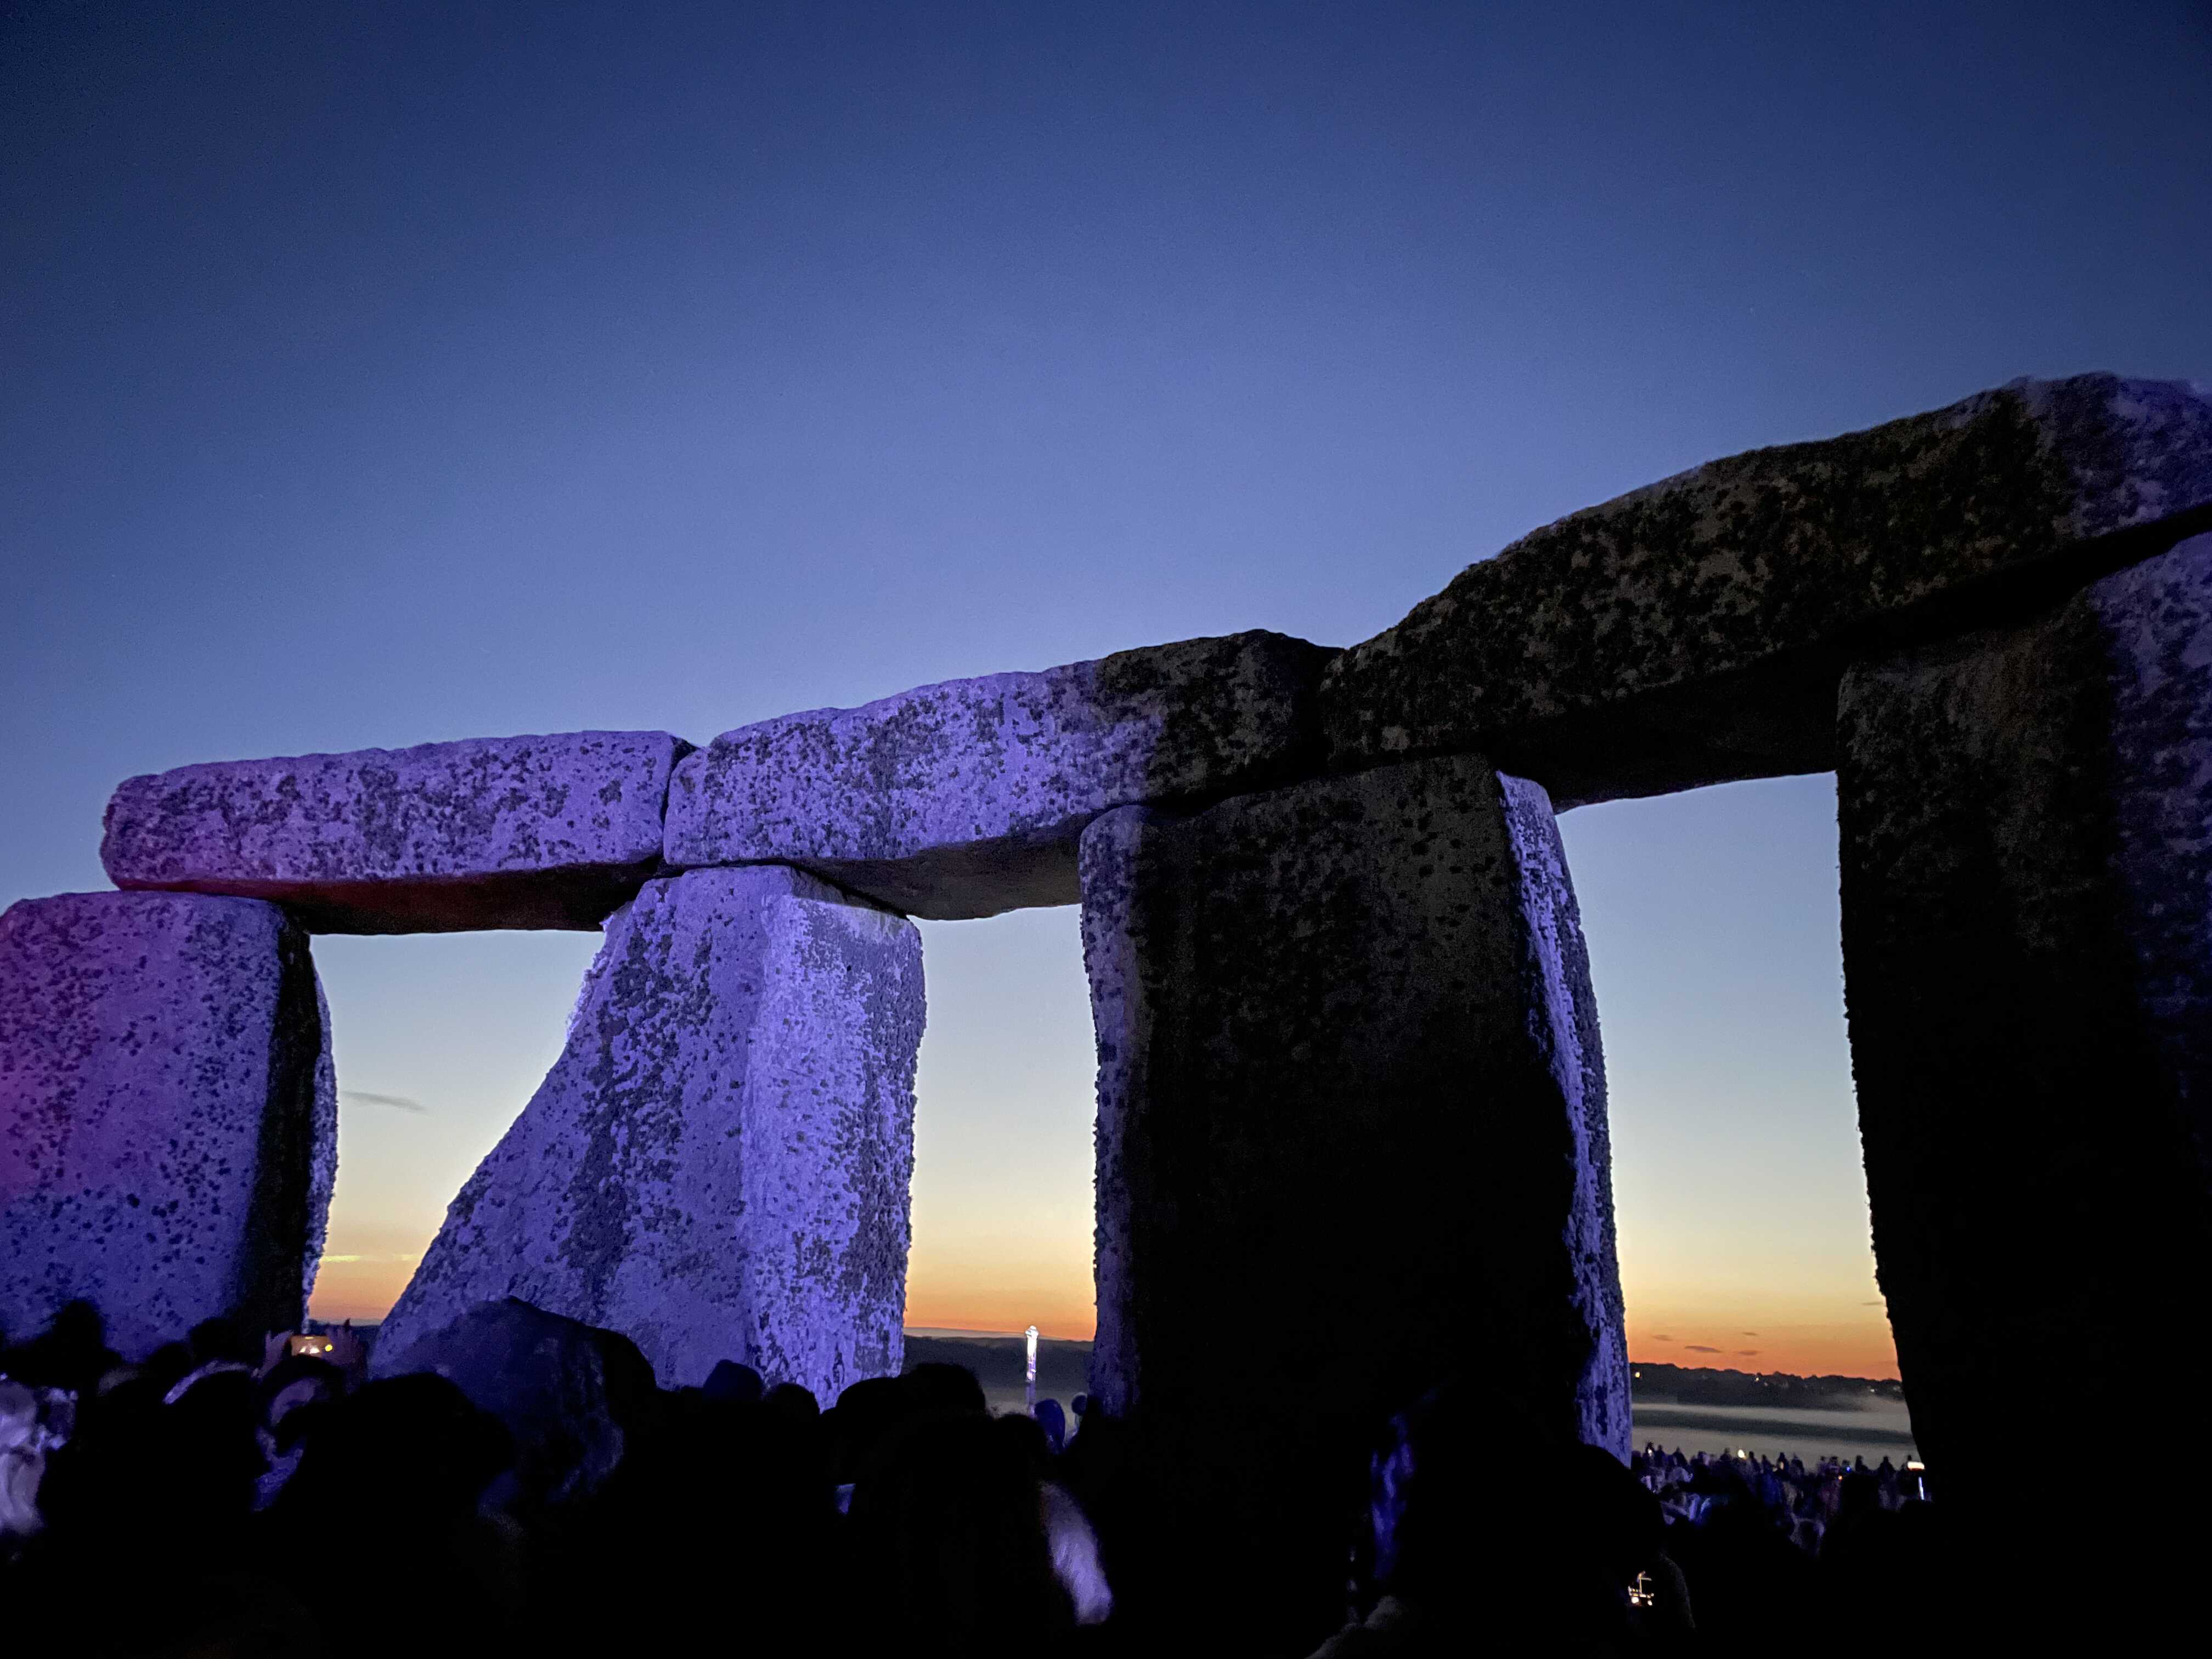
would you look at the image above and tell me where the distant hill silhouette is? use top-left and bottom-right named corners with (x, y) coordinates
top-left (1630, 1361), bottom-right (1905, 1410)
top-left (900, 1332), bottom-right (1905, 1417)
top-left (902, 1331), bottom-right (1091, 1402)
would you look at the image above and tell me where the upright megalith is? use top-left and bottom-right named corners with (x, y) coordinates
top-left (376, 865), bottom-right (924, 1397)
top-left (0, 891), bottom-right (335, 1358)
top-left (1325, 374), bottom-right (2212, 806)
top-left (663, 630), bottom-right (1337, 918)
top-left (1080, 754), bottom-right (1623, 1646)
top-left (1837, 528), bottom-right (2212, 1610)
top-left (103, 730), bottom-right (690, 933)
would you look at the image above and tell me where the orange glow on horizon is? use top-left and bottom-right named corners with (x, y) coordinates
top-left (1625, 1310), bottom-right (1900, 1381)
top-left (314, 1254), bottom-right (1889, 1380)
top-left (308, 1255), bottom-right (421, 1325)
top-left (901, 1280), bottom-right (1096, 1342)
top-left (311, 1252), bottom-right (1102, 1344)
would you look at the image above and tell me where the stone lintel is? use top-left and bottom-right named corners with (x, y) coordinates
top-left (101, 730), bottom-right (690, 934)
top-left (1328, 374), bottom-right (2212, 806)
top-left (663, 631), bottom-right (1338, 919)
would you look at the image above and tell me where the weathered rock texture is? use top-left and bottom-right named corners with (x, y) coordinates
top-left (376, 866), bottom-right (923, 1396)
top-left (1080, 754), bottom-right (1622, 1646)
top-left (103, 731), bottom-right (689, 933)
top-left (0, 891), bottom-right (335, 1358)
top-left (664, 631), bottom-right (1338, 918)
top-left (1837, 530), bottom-right (2212, 1606)
top-left (1327, 374), bottom-right (2212, 806)
top-left (370, 1297), bottom-right (661, 1509)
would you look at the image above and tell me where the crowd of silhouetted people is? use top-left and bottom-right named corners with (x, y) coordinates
top-left (1634, 1444), bottom-right (1929, 1556)
top-left (1, 1300), bottom-right (1967, 1657)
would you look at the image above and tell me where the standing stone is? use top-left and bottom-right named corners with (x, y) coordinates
top-left (102, 730), bottom-right (690, 933)
top-left (1325, 374), bottom-right (2212, 806)
top-left (664, 631), bottom-right (1337, 918)
top-left (1837, 529), bottom-right (2212, 1618)
top-left (1080, 754), bottom-right (1623, 1646)
top-left (375, 866), bottom-right (923, 1397)
top-left (0, 891), bottom-right (335, 1358)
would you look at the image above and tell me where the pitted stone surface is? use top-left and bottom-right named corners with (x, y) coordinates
top-left (103, 730), bottom-right (690, 933)
top-left (1837, 531), bottom-right (2212, 1558)
top-left (1325, 374), bottom-right (2212, 805)
top-left (375, 866), bottom-right (923, 1397)
top-left (1080, 755), bottom-right (1623, 1640)
top-left (0, 891), bottom-right (335, 1358)
top-left (664, 630), bottom-right (1337, 919)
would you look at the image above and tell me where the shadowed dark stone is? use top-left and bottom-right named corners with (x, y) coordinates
top-left (663, 630), bottom-right (1338, 919)
top-left (0, 891), bottom-right (335, 1358)
top-left (369, 1296), bottom-right (660, 1508)
top-left (1079, 754), bottom-right (1622, 1647)
top-left (101, 730), bottom-right (691, 933)
top-left (375, 865), bottom-right (923, 1397)
top-left (1325, 374), bottom-right (2212, 806)
top-left (1837, 531), bottom-right (2212, 1627)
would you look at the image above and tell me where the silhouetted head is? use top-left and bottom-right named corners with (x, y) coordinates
top-left (1373, 1384), bottom-right (1659, 1638)
top-left (1033, 1397), bottom-right (1066, 1454)
top-left (765, 1381), bottom-right (820, 1422)
top-left (1839, 1470), bottom-right (1882, 1516)
top-left (52, 1300), bottom-right (105, 1346)
top-left (279, 1373), bottom-right (512, 1524)
top-left (258, 1355), bottom-right (346, 1448)
top-left (139, 1342), bottom-right (195, 1396)
top-left (901, 1362), bottom-right (986, 1417)
top-left (848, 1410), bottom-right (1071, 1652)
top-left (828, 1375), bottom-right (907, 1485)
top-left (702, 1359), bottom-right (763, 1404)
top-left (163, 1368), bottom-right (265, 1514)
top-left (7, 1300), bottom-right (121, 1393)
top-left (994, 1410), bottom-right (1051, 1476)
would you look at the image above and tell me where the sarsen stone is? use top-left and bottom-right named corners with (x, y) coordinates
top-left (102, 730), bottom-right (690, 933)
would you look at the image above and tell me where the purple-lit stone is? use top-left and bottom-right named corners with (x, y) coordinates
top-left (1325, 374), bottom-right (2212, 806)
top-left (663, 631), bottom-right (1337, 919)
top-left (1837, 529), bottom-right (2212, 1575)
top-left (374, 865), bottom-right (923, 1396)
top-left (1080, 755), bottom-right (1622, 1641)
top-left (101, 730), bottom-right (690, 933)
top-left (0, 891), bottom-right (335, 1358)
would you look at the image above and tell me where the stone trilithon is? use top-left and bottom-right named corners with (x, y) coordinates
top-left (8, 371), bottom-right (2211, 1638)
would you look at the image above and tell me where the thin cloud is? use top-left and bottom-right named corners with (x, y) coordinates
top-left (1736, 1350), bottom-right (1760, 1356)
top-left (1649, 1335), bottom-right (1674, 1342)
top-left (1684, 1344), bottom-right (1721, 1353)
top-left (341, 1090), bottom-right (427, 1113)
top-left (1741, 1331), bottom-right (1759, 1336)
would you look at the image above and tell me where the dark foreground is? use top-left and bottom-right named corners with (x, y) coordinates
top-left (3, 1302), bottom-right (1982, 1657)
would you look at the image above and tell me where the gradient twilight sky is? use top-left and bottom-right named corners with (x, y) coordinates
top-left (7, 2), bottom-right (2209, 1380)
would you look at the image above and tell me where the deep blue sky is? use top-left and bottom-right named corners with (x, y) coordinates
top-left (7, 1), bottom-right (2208, 1369)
